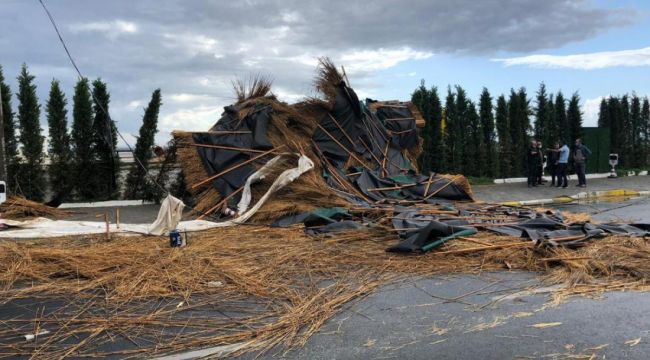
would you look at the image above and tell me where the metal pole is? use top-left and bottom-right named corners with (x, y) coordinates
top-left (0, 83), bottom-right (7, 183)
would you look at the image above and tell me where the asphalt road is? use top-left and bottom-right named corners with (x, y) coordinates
top-left (472, 175), bottom-right (650, 203)
top-left (244, 195), bottom-right (650, 360)
top-left (5, 182), bottom-right (650, 359)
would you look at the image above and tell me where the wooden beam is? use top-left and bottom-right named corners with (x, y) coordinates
top-left (189, 143), bottom-right (276, 154)
top-left (197, 187), bottom-right (244, 220)
top-left (190, 146), bottom-right (282, 189)
top-left (316, 124), bottom-right (372, 172)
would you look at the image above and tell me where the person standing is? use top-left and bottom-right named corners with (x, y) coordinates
top-left (546, 142), bottom-right (560, 187)
top-left (573, 138), bottom-right (592, 187)
top-left (527, 140), bottom-right (539, 188)
top-left (556, 141), bottom-right (570, 188)
top-left (536, 141), bottom-right (545, 185)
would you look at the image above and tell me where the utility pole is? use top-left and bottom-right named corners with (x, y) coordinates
top-left (0, 83), bottom-right (6, 183)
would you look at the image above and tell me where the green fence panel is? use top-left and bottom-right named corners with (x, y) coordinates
top-left (582, 127), bottom-right (611, 173)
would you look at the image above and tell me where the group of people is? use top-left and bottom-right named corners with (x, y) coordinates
top-left (526, 138), bottom-right (592, 188)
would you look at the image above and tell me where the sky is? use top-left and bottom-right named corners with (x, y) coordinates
top-left (1, 0), bottom-right (649, 147)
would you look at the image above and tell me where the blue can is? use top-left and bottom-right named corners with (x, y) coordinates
top-left (169, 229), bottom-right (182, 247)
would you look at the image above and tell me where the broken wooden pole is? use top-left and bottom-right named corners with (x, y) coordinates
top-left (190, 146), bottom-right (282, 189)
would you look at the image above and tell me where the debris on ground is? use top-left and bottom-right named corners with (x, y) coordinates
top-left (0, 195), bottom-right (70, 220)
top-left (1, 58), bottom-right (649, 358)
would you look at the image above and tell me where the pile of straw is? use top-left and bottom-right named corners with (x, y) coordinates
top-left (172, 58), bottom-right (450, 221)
top-left (1, 205), bottom-right (648, 358)
top-left (0, 195), bottom-right (70, 220)
top-left (173, 86), bottom-right (349, 220)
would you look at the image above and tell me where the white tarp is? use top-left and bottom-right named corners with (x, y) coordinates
top-left (0, 218), bottom-right (221, 239)
top-left (0, 154), bottom-right (314, 239)
top-left (148, 195), bottom-right (185, 235)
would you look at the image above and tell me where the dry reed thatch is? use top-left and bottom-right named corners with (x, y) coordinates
top-left (0, 195), bottom-right (70, 220)
top-left (172, 77), bottom-right (348, 220)
top-left (313, 57), bottom-right (345, 107)
top-left (232, 74), bottom-right (274, 103)
top-left (172, 60), bottom-right (435, 220)
top-left (1, 213), bottom-right (649, 358)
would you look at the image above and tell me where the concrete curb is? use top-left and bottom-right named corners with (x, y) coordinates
top-left (59, 200), bottom-right (156, 209)
top-left (499, 189), bottom-right (650, 207)
top-left (493, 171), bottom-right (648, 184)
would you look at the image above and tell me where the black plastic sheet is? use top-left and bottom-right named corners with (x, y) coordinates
top-left (194, 104), bottom-right (274, 203)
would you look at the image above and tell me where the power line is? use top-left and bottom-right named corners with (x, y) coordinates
top-left (37, 0), bottom-right (165, 194)
top-left (37, 0), bottom-right (232, 222)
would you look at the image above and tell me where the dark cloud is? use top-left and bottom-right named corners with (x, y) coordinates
top-left (0, 0), bottom-right (637, 144)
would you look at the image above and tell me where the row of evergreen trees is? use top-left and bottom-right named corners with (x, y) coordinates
top-left (413, 82), bottom-right (584, 178)
top-left (598, 95), bottom-right (650, 168)
top-left (0, 64), bottom-right (163, 202)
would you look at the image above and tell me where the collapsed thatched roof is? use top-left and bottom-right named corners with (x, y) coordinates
top-left (173, 58), bottom-right (469, 222)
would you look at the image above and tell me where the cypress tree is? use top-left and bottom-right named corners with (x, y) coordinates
top-left (411, 81), bottom-right (433, 172)
top-left (147, 141), bottom-right (176, 203)
top-left (507, 90), bottom-right (520, 175)
top-left (71, 78), bottom-right (96, 200)
top-left (46, 79), bottom-right (72, 199)
top-left (91, 79), bottom-right (119, 199)
top-left (495, 95), bottom-right (512, 177)
top-left (467, 101), bottom-right (485, 177)
top-left (453, 86), bottom-right (469, 174)
top-left (0, 65), bottom-right (19, 191)
top-left (555, 91), bottom-right (568, 145)
top-left (16, 64), bottom-right (45, 201)
top-left (479, 88), bottom-right (497, 178)
top-left (428, 86), bottom-right (444, 172)
top-left (620, 95), bottom-right (632, 167)
top-left (567, 92), bottom-right (583, 146)
top-left (597, 98), bottom-right (608, 128)
top-left (642, 98), bottom-right (650, 167)
top-left (443, 87), bottom-right (456, 173)
top-left (630, 94), bottom-right (642, 167)
top-left (517, 88), bottom-right (531, 175)
top-left (125, 89), bottom-right (162, 199)
top-left (545, 94), bottom-right (558, 145)
top-left (607, 97), bottom-right (622, 157)
top-left (534, 83), bottom-right (548, 143)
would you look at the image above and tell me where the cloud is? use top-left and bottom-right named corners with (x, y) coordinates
top-left (582, 93), bottom-right (650, 127)
top-left (340, 48), bottom-right (432, 73)
top-left (168, 93), bottom-right (216, 104)
top-left (127, 100), bottom-right (143, 110)
top-left (493, 47), bottom-right (650, 70)
top-left (70, 20), bottom-right (138, 38)
top-left (162, 33), bottom-right (220, 56)
top-left (0, 0), bottom-right (638, 145)
top-left (583, 96), bottom-right (603, 127)
top-left (159, 105), bottom-right (223, 135)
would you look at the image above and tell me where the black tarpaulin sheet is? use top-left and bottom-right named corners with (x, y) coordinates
top-left (487, 214), bottom-right (650, 241)
top-left (312, 82), bottom-right (364, 168)
top-left (272, 207), bottom-right (351, 228)
top-left (358, 109), bottom-right (389, 164)
top-left (267, 200), bottom-right (650, 253)
top-left (595, 223), bottom-right (650, 236)
top-left (194, 104), bottom-right (274, 203)
top-left (271, 207), bottom-right (363, 234)
top-left (312, 84), bottom-right (416, 178)
top-left (352, 170), bottom-right (473, 202)
top-left (375, 105), bottom-right (418, 149)
top-left (386, 221), bottom-right (475, 253)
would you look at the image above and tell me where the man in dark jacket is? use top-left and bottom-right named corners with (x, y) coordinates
top-left (536, 140), bottom-right (545, 185)
top-left (527, 140), bottom-right (539, 188)
top-left (574, 138), bottom-right (592, 187)
top-left (546, 141), bottom-right (560, 186)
